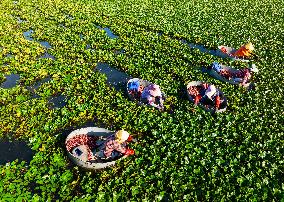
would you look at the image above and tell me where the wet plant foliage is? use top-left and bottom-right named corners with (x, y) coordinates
top-left (0, 0), bottom-right (284, 200)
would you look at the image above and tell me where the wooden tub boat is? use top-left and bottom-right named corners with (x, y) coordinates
top-left (208, 64), bottom-right (254, 88)
top-left (65, 127), bottom-right (127, 170)
top-left (186, 81), bottom-right (227, 113)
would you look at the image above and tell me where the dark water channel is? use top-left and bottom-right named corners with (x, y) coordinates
top-left (96, 63), bottom-right (130, 91)
top-left (0, 140), bottom-right (34, 165)
top-left (1, 74), bottom-right (20, 88)
top-left (23, 29), bottom-right (55, 59)
top-left (96, 26), bottom-right (118, 39)
top-left (48, 94), bottom-right (67, 109)
top-left (26, 77), bottom-right (67, 108)
top-left (180, 39), bottom-right (228, 58)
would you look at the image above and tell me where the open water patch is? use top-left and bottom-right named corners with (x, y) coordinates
top-left (180, 39), bottom-right (229, 58)
top-left (1, 74), bottom-right (20, 89)
top-left (96, 62), bottom-right (130, 90)
top-left (0, 140), bottom-right (34, 165)
top-left (48, 94), bottom-right (67, 109)
top-left (114, 49), bottom-right (125, 55)
top-left (26, 77), bottom-right (51, 98)
top-left (23, 29), bottom-right (33, 41)
top-left (23, 29), bottom-right (54, 59)
top-left (96, 26), bottom-right (118, 39)
top-left (23, 29), bottom-right (52, 49)
top-left (39, 52), bottom-right (55, 60)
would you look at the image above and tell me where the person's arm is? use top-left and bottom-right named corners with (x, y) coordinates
top-left (194, 94), bottom-right (202, 105)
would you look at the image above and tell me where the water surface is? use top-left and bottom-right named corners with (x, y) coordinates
top-left (0, 140), bottom-right (34, 165)
top-left (96, 62), bottom-right (130, 90)
top-left (96, 26), bottom-right (118, 39)
top-left (1, 74), bottom-right (20, 88)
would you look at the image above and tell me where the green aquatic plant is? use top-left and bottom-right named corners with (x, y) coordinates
top-left (0, 0), bottom-right (283, 200)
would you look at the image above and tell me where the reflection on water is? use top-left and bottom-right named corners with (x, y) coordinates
top-left (96, 26), bottom-right (118, 39)
top-left (48, 94), bottom-right (67, 109)
top-left (96, 62), bottom-right (130, 90)
top-left (0, 140), bottom-right (34, 165)
top-left (1, 74), bottom-right (20, 88)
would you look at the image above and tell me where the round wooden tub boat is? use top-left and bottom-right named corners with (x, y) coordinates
top-left (126, 78), bottom-right (166, 109)
top-left (208, 64), bottom-right (254, 88)
top-left (65, 127), bottom-right (126, 170)
top-left (186, 81), bottom-right (227, 113)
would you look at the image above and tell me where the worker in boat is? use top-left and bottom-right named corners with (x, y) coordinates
top-left (211, 62), bottom-right (258, 85)
top-left (96, 130), bottom-right (135, 159)
top-left (128, 79), bottom-right (144, 99)
top-left (141, 84), bottom-right (164, 110)
top-left (193, 84), bottom-right (221, 109)
top-left (233, 42), bottom-right (255, 58)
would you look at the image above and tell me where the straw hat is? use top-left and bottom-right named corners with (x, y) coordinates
top-left (148, 84), bottom-right (162, 97)
top-left (205, 85), bottom-right (217, 99)
top-left (244, 42), bottom-right (254, 51)
top-left (115, 130), bottom-right (130, 143)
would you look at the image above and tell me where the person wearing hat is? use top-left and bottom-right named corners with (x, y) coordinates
top-left (98, 130), bottom-right (134, 159)
top-left (219, 64), bottom-right (258, 85)
top-left (141, 84), bottom-right (164, 109)
top-left (233, 42), bottom-right (255, 58)
top-left (193, 84), bottom-right (221, 110)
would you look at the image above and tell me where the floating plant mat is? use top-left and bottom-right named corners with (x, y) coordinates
top-left (0, 139), bottom-right (34, 165)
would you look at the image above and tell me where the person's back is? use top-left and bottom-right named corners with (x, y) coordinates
top-left (141, 84), bottom-right (163, 109)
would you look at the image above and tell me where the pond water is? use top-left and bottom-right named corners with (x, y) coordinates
top-left (96, 26), bottom-right (118, 39)
top-left (26, 77), bottom-right (51, 97)
top-left (23, 29), bottom-right (52, 49)
top-left (0, 140), bottom-right (34, 165)
top-left (48, 94), bottom-right (67, 109)
top-left (23, 29), bottom-right (33, 41)
top-left (39, 52), bottom-right (55, 60)
top-left (1, 74), bottom-right (20, 88)
top-left (115, 49), bottom-right (125, 55)
top-left (39, 41), bottom-right (52, 49)
top-left (96, 62), bottom-right (130, 90)
top-left (180, 39), bottom-right (229, 58)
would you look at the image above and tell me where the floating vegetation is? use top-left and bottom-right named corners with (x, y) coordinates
top-left (1, 0), bottom-right (283, 200)
top-left (39, 52), bottom-right (55, 60)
